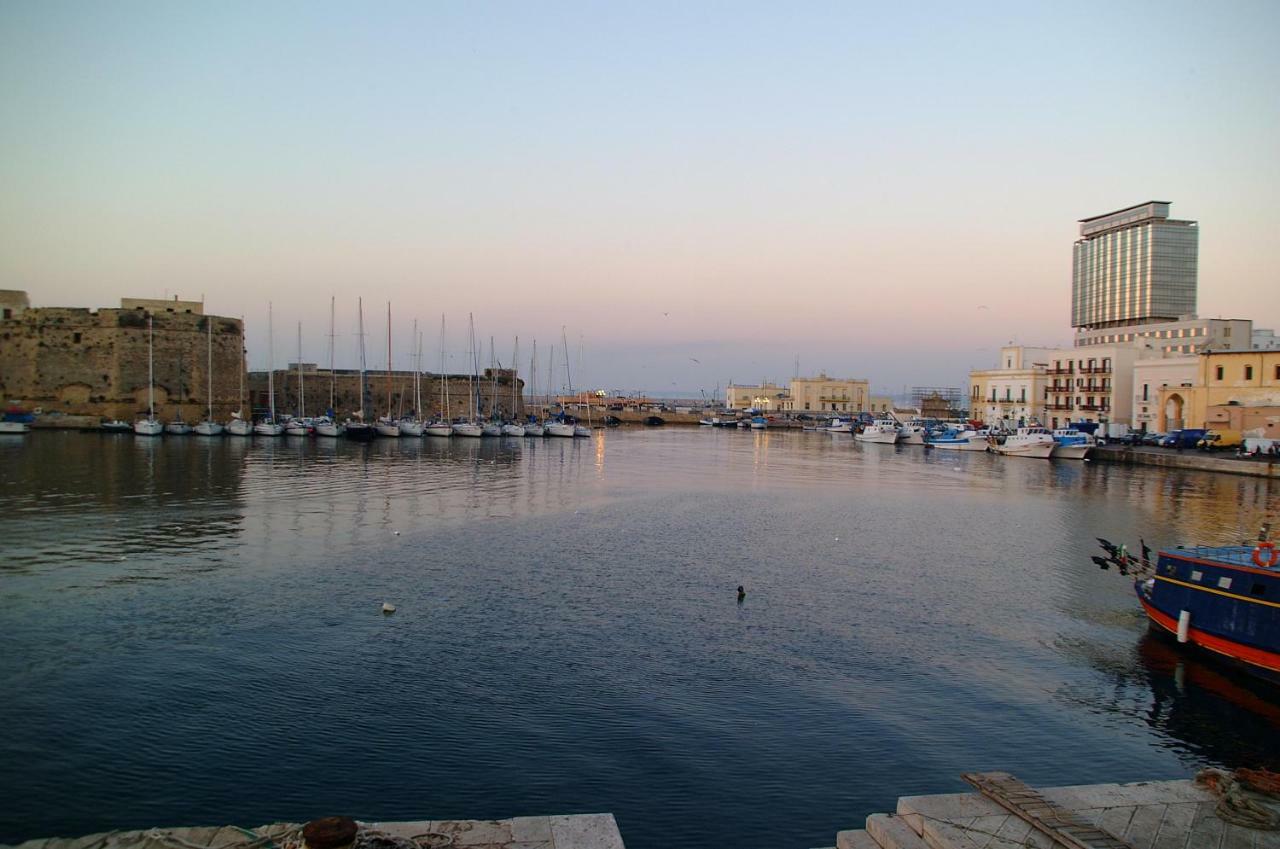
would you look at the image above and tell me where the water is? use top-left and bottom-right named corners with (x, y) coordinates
top-left (1, 429), bottom-right (1278, 848)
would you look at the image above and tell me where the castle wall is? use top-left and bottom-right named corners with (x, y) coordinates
top-left (0, 305), bottom-right (245, 422)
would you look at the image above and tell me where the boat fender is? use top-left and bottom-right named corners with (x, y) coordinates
top-left (1177, 609), bottom-right (1191, 644)
top-left (1252, 541), bottom-right (1279, 568)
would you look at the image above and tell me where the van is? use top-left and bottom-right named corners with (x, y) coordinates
top-left (1159, 428), bottom-right (1206, 449)
top-left (1197, 429), bottom-right (1244, 451)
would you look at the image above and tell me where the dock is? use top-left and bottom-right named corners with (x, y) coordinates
top-left (1090, 444), bottom-right (1280, 479)
top-left (7, 773), bottom-right (1279, 849)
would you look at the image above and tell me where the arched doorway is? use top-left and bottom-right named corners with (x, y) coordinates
top-left (1164, 393), bottom-right (1184, 432)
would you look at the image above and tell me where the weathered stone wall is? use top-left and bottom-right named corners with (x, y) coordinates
top-left (248, 368), bottom-right (525, 420)
top-left (0, 307), bottom-right (245, 422)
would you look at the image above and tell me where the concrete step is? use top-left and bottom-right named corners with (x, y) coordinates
top-left (865, 813), bottom-right (931, 849)
top-left (835, 828), bottom-right (882, 849)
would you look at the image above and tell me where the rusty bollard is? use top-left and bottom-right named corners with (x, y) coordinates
top-left (303, 817), bottom-right (358, 849)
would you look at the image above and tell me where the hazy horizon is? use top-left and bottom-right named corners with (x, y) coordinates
top-left (3, 2), bottom-right (1278, 396)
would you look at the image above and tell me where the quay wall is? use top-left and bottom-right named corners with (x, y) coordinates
top-left (1090, 445), bottom-right (1280, 478)
top-left (0, 306), bottom-right (245, 422)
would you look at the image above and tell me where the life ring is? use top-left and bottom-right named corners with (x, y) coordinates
top-left (1253, 542), bottom-right (1279, 568)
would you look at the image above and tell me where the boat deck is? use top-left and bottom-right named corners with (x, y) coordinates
top-left (1170, 545), bottom-right (1278, 571)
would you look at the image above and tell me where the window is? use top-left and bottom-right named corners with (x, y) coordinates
top-left (1019, 388), bottom-right (1025, 402)
top-left (1102, 358), bottom-right (1110, 371)
top-left (1225, 327), bottom-right (1232, 337)
top-left (1252, 583), bottom-right (1267, 598)
top-left (1215, 366), bottom-right (1224, 380)
top-left (1006, 358), bottom-right (1012, 368)
top-left (1142, 383), bottom-right (1149, 401)
top-left (1275, 365), bottom-right (1280, 380)
top-left (73, 332), bottom-right (82, 343)
top-left (1191, 570), bottom-right (1202, 582)
top-left (1218, 577), bottom-right (1233, 590)
top-left (2, 308), bottom-right (10, 319)
top-left (1245, 366), bottom-right (1254, 380)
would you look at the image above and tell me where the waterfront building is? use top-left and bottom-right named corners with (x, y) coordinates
top-left (0, 292), bottom-right (244, 422)
top-left (780, 374), bottom-right (869, 414)
top-left (724, 381), bottom-right (787, 411)
top-left (1131, 355), bottom-right (1197, 431)
top-left (867, 396), bottom-right (894, 414)
top-left (1074, 315), bottom-right (1252, 353)
top-left (1072, 201), bottom-right (1198, 333)
top-left (1157, 350), bottom-right (1280, 437)
top-left (968, 346), bottom-right (1051, 428)
top-left (1254, 328), bottom-right (1280, 350)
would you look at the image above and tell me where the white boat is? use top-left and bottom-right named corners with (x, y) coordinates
top-left (501, 423), bottom-right (526, 436)
top-left (573, 424), bottom-right (591, 437)
top-left (164, 416), bottom-right (192, 435)
top-left (396, 319), bottom-right (425, 437)
top-left (425, 316), bottom-right (452, 438)
top-left (376, 418), bottom-right (402, 438)
top-left (255, 302), bottom-right (283, 437)
top-left (750, 415), bottom-right (767, 429)
top-left (524, 422), bottom-right (545, 437)
top-left (101, 419), bottom-right (132, 433)
top-left (226, 317), bottom-right (251, 436)
top-left (482, 422), bottom-right (503, 437)
top-left (1051, 427), bottom-right (1096, 459)
top-left (314, 416), bottom-right (344, 438)
top-left (398, 419), bottom-right (423, 437)
top-left (283, 323), bottom-right (310, 436)
top-left (927, 428), bottom-right (988, 451)
top-left (226, 415), bottom-right (252, 436)
top-left (855, 420), bottom-right (900, 443)
top-left (992, 426), bottom-right (1056, 458)
top-left (825, 417), bottom-right (854, 433)
top-left (284, 417), bottom-right (311, 437)
top-left (194, 315), bottom-right (223, 435)
top-left (0, 420), bottom-right (30, 434)
top-left (546, 421), bottom-right (575, 438)
top-left (344, 298), bottom-right (376, 442)
top-left (134, 315), bottom-right (163, 436)
top-left (897, 421), bottom-right (928, 445)
top-left (500, 337), bottom-right (525, 436)
top-left (374, 303), bottom-right (401, 437)
top-left (452, 421), bottom-right (483, 438)
top-left (452, 314), bottom-right (487, 438)
top-left (425, 421), bottom-right (453, 437)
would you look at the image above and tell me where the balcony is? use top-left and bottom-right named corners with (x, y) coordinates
top-left (1045, 403), bottom-right (1074, 411)
top-left (1077, 403), bottom-right (1111, 412)
top-left (1047, 368), bottom-right (1074, 375)
top-left (1079, 366), bottom-right (1112, 375)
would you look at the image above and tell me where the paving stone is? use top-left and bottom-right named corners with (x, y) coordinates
top-left (897, 792), bottom-right (1003, 823)
top-left (547, 814), bottom-right (624, 849)
top-left (434, 820), bottom-right (513, 847)
top-left (865, 814), bottom-right (929, 849)
top-left (834, 830), bottom-right (880, 849)
top-left (510, 817), bottom-right (553, 843)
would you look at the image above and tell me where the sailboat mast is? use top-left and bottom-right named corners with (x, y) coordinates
top-left (512, 336), bottom-right (519, 419)
top-left (147, 315), bottom-right (155, 419)
top-left (386, 302), bottom-right (392, 419)
top-left (239, 316), bottom-right (245, 417)
top-left (357, 297), bottom-right (366, 420)
top-left (267, 302), bottom-right (276, 422)
top-left (328, 297), bottom-right (336, 413)
top-left (439, 314), bottom-right (448, 420)
top-left (206, 318), bottom-right (213, 421)
top-left (297, 322), bottom-right (304, 419)
top-left (413, 319), bottom-right (421, 418)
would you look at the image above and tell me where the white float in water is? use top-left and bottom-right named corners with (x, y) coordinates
top-left (382, 602), bottom-right (396, 614)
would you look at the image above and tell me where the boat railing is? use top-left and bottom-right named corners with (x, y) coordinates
top-left (1172, 545), bottom-right (1274, 568)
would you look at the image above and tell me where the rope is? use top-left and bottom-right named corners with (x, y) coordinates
top-left (1196, 768), bottom-right (1280, 830)
top-left (139, 825), bottom-right (303, 849)
top-left (1239, 768), bottom-right (1280, 797)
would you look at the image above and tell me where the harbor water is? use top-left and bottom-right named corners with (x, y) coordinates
top-left (2, 429), bottom-right (1278, 848)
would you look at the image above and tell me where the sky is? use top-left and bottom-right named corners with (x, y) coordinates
top-left (2, 1), bottom-right (1278, 397)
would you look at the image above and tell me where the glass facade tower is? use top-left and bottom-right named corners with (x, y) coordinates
top-left (1071, 201), bottom-right (1197, 331)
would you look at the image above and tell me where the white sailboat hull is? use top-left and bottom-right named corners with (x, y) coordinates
top-left (398, 420), bottom-right (424, 437)
top-left (574, 425), bottom-right (591, 437)
top-left (482, 423), bottom-right (503, 437)
top-left (546, 423), bottom-right (575, 438)
top-left (194, 421), bottom-right (224, 436)
top-left (524, 423), bottom-right (545, 437)
top-left (452, 423), bottom-right (483, 438)
top-left (134, 419), bottom-right (163, 436)
top-left (285, 422), bottom-right (311, 436)
top-left (995, 439), bottom-right (1055, 458)
top-left (164, 421), bottom-right (192, 435)
top-left (226, 419), bottom-right (252, 436)
top-left (375, 423), bottom-right (401, 437)
top-left (425, 423), bottom-right (453, 438)
top-left (855, 428), bottom-right (899, 444)
top-left (254, 422), bottom-right (284, 436)
top-left (315, 422), bottom-right (344, 438)
top-left (930, 438), bottom-right (987, 451)
top-left (501, 423), bottom-right (526, 436)
top-left (0, 421), bottom-right (30, 434)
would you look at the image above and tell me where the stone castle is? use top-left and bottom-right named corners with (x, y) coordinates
top-left (0, 291), bottom-right (526, 423)
top-left (0, 292), bottom-right (245, 422)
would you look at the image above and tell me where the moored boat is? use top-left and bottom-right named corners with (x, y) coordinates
top-left (855, 420), bottom-right (899, 444)
top-left (100, 419), bottom-right (132, 433)
top-left (452, 421), bottom-right (483, 438)
top-left (991, 426), bottom-right (1054, 458)
top-left (825, 417), bottom-right (854, 433)
top-left (0, 420), bottom-right (31, 435)
top-left (134, 315), bottom-right (163, 436)
top-left (1100, 527), bottom-right (1280, 683)
top-left (1051, 427), bottom-right (1096, 459)
top-left (927, 427), bottom-right (988, 451)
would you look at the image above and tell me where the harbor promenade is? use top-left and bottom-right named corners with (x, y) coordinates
top-left (1090, 444), bottom-right (1280, 479)
top-left (8, 774), bottom-right (1278, 849)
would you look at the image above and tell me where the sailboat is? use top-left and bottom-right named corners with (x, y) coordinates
top-left (568, 328), bottom-right (591, 437)
top-left (523, 338), bottom-right (544, 437)
top-left (194, 316), bottom-right (224, 435)
top-left (164, 353), bottom-right (193, 434)
top-left (254, 303), bottom-right (284, 436)
top-left (398, 319), bottom-right (424, 437)
top-left (226, 317), bottom-right (252, 436)
top-left (545, 343), bottom-right (574, 438)
top-left (501, 337), bottom-right (526, 436)
top-left (481, 336), bottom-right (502, 437)
top-left (133, 314), bottom-right (164, 436)
top-left (285, 323), bottom-right (312, 436)
top-left (345, 297), bottom-right (375, 441)
top-left (425, 315), bottom-right (453, 437)
top-left (451, 313), bottom-right (483, 437)
top-left (315, 297), bottom-right (345, 437)
top-left (375, 302), bottom-right (401, 437)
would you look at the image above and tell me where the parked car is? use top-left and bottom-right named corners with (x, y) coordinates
top-left (1197, 429), bottom-right (1243, 451)
top-left (1140, 431), bottom-right (1166, 446)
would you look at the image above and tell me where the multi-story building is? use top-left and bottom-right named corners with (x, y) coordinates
top-left (780, 373), bottom-right (869, 413)
top-left (969, 346), bottom-right (1051, 427)
top-left (1075, 315), bottom-right (1252, 353)
top-left (724, 382), bottom-right (787, 411)
top-left (1159, 351), bottom-right (1280, 437)
top-left (1072, 201), bottom-right (1198, 332)
top-left (1254, 329), bottom-right (1280, 350)
top-left (1131, 355), bottom-right (1197, 431)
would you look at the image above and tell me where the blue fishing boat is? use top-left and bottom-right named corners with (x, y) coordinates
top-left (1096, 529), bottom-right (1280, 683)
top-left (1050, 427), bottom-right (1096, 459)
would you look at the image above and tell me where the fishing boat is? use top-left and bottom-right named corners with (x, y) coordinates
top-left (1096, 526), bottom-right (1280, 683)
top-left (425, 315), bottom-right (453, 437)
top-left (855, 420), bottom-right (899, 444)
top-left (194, 317), bottom-right (224, 435)
top-left (134, 316), bottom-right (164, 436)
top-left (315, 299), bottom-right (345, 438)
top-left (926, 427), bottom-right (988, 451)
top-left (990, 426), bottom-right (1054, 458)
top-left (897, 420), bottom-right (928, 445)
top-left (749, 415), bottom-right (767, 429)
top-left (0, 416), bottom-right (30, 435)
top-left (825, 417), bottom-right (854, 433)
top-left (452, 314), bottom-right (484, 438)
top-left (1051, 427), bottom-right (1096, 459)
top-left (345, 298), bottom-right (373, 445)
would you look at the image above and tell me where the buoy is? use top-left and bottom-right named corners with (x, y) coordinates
top-left (382, 602), bottom-right (396, 614)
top-left (393, 530), bottom-right (401, 536)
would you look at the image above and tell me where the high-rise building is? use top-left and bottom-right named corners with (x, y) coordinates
top-left (1071, 201), bottom-right (1197, 331)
